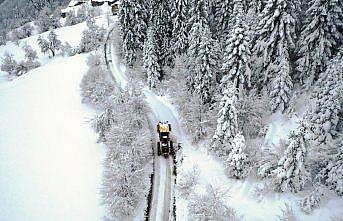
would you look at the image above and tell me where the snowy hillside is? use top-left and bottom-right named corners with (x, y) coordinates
top-left (0, 11), bottom-right (110, 221)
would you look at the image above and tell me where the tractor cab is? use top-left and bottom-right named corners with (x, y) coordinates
top-left (157, 121), bottom-right (173, 158)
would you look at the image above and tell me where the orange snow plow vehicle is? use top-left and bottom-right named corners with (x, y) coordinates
top-left (157, 121), bottom-right (173, 158)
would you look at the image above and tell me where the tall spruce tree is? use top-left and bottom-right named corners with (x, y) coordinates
top-left (212, 82), bottom-right (239, 157)
top-left (171, 0), bottom-right (190, 55)
top-left (252, 0), bottom-right (297, 112)
top-left (296, 0), bottom-right (343, 85)
top-left (150, 0), bottom-right (174, 69)
top-left (143, 27), bottom-right (161, 89)
top-left (118, 0), bottom-right (148, 66)
top-left (187, 0), bottom-right (208, 91)
top-left (194, 23), bottom-right (219, 104)
top-left (221, 0), bottom-right (251, 89)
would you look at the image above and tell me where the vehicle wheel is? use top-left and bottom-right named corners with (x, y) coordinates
top-left (157, 142), bottom-right (161, 156)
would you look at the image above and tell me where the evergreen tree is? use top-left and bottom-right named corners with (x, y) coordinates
top-left (269, 52), bottom-right (293, 112)
top-left (147, 0), bottom-right (174, 71)
top-left (171, 0), bottom-right (190, 55)
top-left (272, 120), bottom-right (310, 192)
top-left (187, 0), bottom-right (209, 92)
top-left (143, 27), bottom-right (161, 89)
top-left (307, 52), bottom-right (343, 145)
top-left (212, 0), bottom-right (234, 38)
top-left (212, 82), bottom-right (239, 157)
top-left (119, 0), bottom-right (148, 66)
top-left (296, 0), bottom-right (343, 85)
top-left (252, 0), bottom-right (297, 112)
top-left (194, 23), bottom-right (219, 103)
top-left (226, 132), bottom-right (250, 179)
top-left (221, 0), bottom-right (251, 88)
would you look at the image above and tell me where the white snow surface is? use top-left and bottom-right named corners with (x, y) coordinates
top-left (0, 16), bottom-right (109, 220)
top-left (0, 54), bottom-right (106, 221)
top-left (108, 31), bottom-right (343, 221)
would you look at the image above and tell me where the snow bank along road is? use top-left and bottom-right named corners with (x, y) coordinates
top-left (105, 27), bottom-right (177, 221)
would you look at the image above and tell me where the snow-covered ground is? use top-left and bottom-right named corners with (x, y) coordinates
top-left (0, 18), bottom-right (108, 221)
top-left (0, 53), bottom-right (106, 221)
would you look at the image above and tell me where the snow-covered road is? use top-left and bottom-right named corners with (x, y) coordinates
top-left (0, 54), bottom-right (105, 221)
top-left (106, 28), bottom-right (179, 221)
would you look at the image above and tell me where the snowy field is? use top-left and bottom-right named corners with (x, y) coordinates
top-left (0, 54), bottom-right (106, 221)
top-left (0, 18), bottom-right (108, 221)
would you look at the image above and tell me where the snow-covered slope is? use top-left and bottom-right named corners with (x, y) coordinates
top-left (0, 48), bottom-right (105, 221)
top-left (0, 13), bottom-right (115, 221)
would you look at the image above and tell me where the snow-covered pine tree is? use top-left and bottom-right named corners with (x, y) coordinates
top-left (252, 0), bottom-right (297, 112)
top-left (295, 0), bottom-right (343, 85)
top-left (272, 120), bottom-right (310, 192)
top-left (212, 0), bottom-right (234, 38)
top-left (269, 50), bottom-right (294, 112)
top-left (171, 0), bottom-right (189, 55)
top-left (226, 132), bottom-right (250, 179)
top-left (221, 0), bottom-right (251, 89)
top-left (187, 20), bottom-right (204, 92)
top-left (143, 27), bottom-right (161, 89)
top-left (118, 0), bottom-right (138, 66)
top-left (150, 0), bottom-right (174, 68)
top-left (212, 82), bottom-right (239, 157)
top-left (187, 0), bottom-right (209, 92)
top-left (306, 50), bottom-right (343, 145)
top-left (194, 22), bottom-right (219, 104)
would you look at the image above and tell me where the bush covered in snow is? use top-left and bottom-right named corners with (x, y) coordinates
top-left (80, 54), bottom-right (114, 108)
top-left (1, 52), bottom-right (18, 75)
top-left (79, 19), bottom-right (106, 53)
top-left (188, 184), bottom-right (241, 221)
top-left (276, 203), bottom-right (297, 221)
top-left (177, 165), bottom-right (200, 197)
top-left (299, 186), bottom-right (324, 214)
top-left (37, 30), bottom-right (62, 57)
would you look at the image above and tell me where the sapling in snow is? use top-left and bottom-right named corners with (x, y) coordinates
top-left (226, 132), bottom-right (250, 179)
